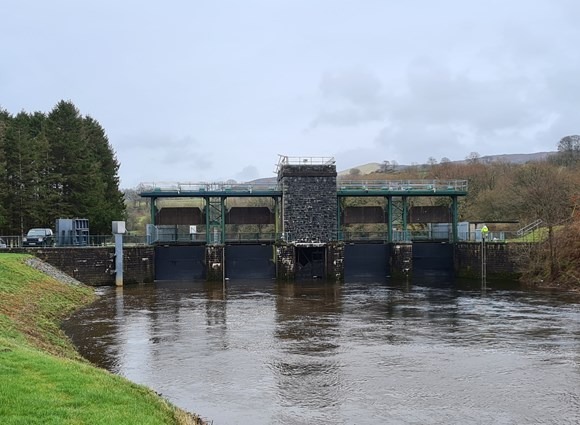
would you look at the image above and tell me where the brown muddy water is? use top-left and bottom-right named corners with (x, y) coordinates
top-left (63, 278), bottom-right (580, 425)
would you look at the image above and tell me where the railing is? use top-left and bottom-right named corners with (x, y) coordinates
top-left (140, 181), bottom-right (280, 194)
top-left (277, 155), bottom-right (335, 167)
top-left (340, 230), bottom-right (448, 242)
top-left (338, 179), bottom-right (468, 192)
top-left (516, 219), bottom-right (543, 236)
top-left (457, 231), bottom-right (546, 243)
top-left (139, 178), bottom-right (467, 195)
top-left (225, 232), bottom-right (277, 243)
top-left (1, 228), bottom-right (546, 248)
top-left (0, 235), bottom-right (22, 247)
top-left (0, 234), bottom-right (150, 248)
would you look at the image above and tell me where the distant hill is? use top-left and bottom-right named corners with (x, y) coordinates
top-left (338, 163), bottom-right (381, 176)
top-left (248, 152), bottom-right (557, 182)
top-left (338, 152), bottom-right (557, 176)
top-left (249, 176), bottom-right (277, 185)
top-left (459, 152), bottom-right (556, 165)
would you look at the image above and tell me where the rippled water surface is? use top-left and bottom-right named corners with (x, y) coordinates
top-left (63, 278), bottom-right (580, 424)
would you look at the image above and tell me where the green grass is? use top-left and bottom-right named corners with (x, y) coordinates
top-left (0, 254), bottom-right (205, 425)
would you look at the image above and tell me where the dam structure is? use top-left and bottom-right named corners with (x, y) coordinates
top-left (139, 156), bottom-right (468, 281)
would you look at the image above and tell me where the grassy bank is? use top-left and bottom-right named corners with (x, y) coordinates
top-left (0, 253), bottom-right (206, 425)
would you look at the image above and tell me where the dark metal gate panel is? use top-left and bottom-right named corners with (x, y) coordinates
top-left (412, 243), bottom-right (453, 272)
top-left (226, 245), bottom-right (275, 279)
top-left (344, 244), bottom-right (389, 279)
top-left (295, 247), bottom-right (325, 280)
top-left (154, 245), bottom-right (205, 281)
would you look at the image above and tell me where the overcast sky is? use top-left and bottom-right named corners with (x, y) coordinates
top-left (2, 1), bottom-right (579, 187)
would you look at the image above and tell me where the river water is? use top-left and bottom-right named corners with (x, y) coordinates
top-left (63, 277), bottom-right (580, 425)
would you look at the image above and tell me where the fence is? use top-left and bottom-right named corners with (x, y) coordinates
top-left (1, 229), bottom-right (548, 248)
top-left (0, 234), bottom-right (149, 248)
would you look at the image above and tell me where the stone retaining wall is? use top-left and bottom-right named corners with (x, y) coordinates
top-left (4, 246), bottom-right (154, 286)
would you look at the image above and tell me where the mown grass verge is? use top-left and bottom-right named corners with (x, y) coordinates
top-left (0, 253), bottom-right (207, 425)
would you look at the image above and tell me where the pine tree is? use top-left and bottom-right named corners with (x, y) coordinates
top-left (3, 112), bottom-right (44, 234)
top-left (44, 101), bottom-right (90, 221)
top-left (0, 109), bottom-right (10, 230)
top-left (0, 101), bottom-right (126, 236)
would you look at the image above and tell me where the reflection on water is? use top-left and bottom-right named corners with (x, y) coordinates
top-left (63, 278), bottom-right (580, 425)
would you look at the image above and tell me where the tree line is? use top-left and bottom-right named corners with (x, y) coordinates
top-left (0, 101), bottom-right (125, 235)
top-left (369, 136), bottom-right (579, 286)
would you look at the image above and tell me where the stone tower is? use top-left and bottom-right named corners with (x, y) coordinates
top-left (277, 156), bottom-right (337, 243)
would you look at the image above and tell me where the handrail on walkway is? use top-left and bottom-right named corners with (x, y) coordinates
top-left (516, 219), bottom-right (543, 236)
top-left (338, 179), bottom-right (468, 192)
top-left (140, 181), bottom-right (280, 194)
top-left (139, 179), bottom-right (468, 195)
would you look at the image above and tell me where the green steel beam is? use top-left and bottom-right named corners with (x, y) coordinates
top-left (452, 196), bottom-right (459, 243)
top-left (387, 196), bottom-right (393, 243)
top-left (402, 196), bottom-right (408, 235)
top-left (140, 189), bottom-right (467, 198)
top-left (337, 190), bottom-right (467, 197)
top-left (221, 197), bottom-right (225, 244)
top-left (274, 197), bottom-right (279, 236)
top-left (150, 197), bottom-right (157, 226)
top-left (337, 197), bottom-right (342, 240)
top-left (140, 190), bottom-right (282, 198)
top-left (205, 197), bottom-right (210, 244)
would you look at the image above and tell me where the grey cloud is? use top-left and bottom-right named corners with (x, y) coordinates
top-left (310, 50), bottom-right (579, 161)
top-left (116, 133), bottom-right (214, 186)
top-left (319, 69), bottom-right (383, 105)
top-left (309, 69), bottom-right (386, 129)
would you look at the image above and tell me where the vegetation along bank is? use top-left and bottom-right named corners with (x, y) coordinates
top-left (0, 253), bottom-right (207, 425)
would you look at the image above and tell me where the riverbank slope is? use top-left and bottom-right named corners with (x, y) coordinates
top-left (0, 253), bottom-right (206, 425)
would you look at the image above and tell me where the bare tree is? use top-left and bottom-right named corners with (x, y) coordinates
top-left (554, 135), bottom-right (580, 166)
top-left (508, 163), bottom-right (575, 278)
top-left (349, 168), bottom-right (361, 176)
top-left (466, 152), bottom-right (480, 164)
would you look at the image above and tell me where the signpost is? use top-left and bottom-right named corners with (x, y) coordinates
top-left (481, 225), bottom-right (488, 289)
top-left (112, 221), bottom-right (126, 287)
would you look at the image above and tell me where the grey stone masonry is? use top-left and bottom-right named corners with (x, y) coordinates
top-left (390, 243), bottom-right (413, 278)
top-left (326, 242), bottom-right (344, 281)
top-left (5, 246), bottom-right (154, 286)
top-left (278, 164), bottom-right (337, 243)
top-left (276, 244), bottom-right (295, 280)
top-left (205, 245), bottom-right (225, 281)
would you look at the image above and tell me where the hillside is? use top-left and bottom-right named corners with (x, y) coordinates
top-left (338, 151), bottom-right (557, 176)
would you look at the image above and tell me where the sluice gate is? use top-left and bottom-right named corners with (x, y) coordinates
top-left (140, 155), bottom-right (468, 282)
top-left (344, 243), bottom-right (390, 280)
top-left (225, 245), bottom-right (275, 279)
top-left (412, 242), bottom-right (454, 274)
top-left (155, 245), bottom-right (205, 281)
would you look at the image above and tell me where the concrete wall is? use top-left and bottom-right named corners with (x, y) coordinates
top-left (278, 164), bottom-right (337, 243)
top-left (2, 241), bottom-right (528, 285)
top-left (454, 242), bottom-right (527, 279)
top-left (5, 246), bottom-right (154, 286)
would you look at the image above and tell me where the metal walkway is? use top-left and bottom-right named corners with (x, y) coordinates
top-left (139, 179), bottom-right (468, 198)
top-left (140, 179), bottom-right (468, 244)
